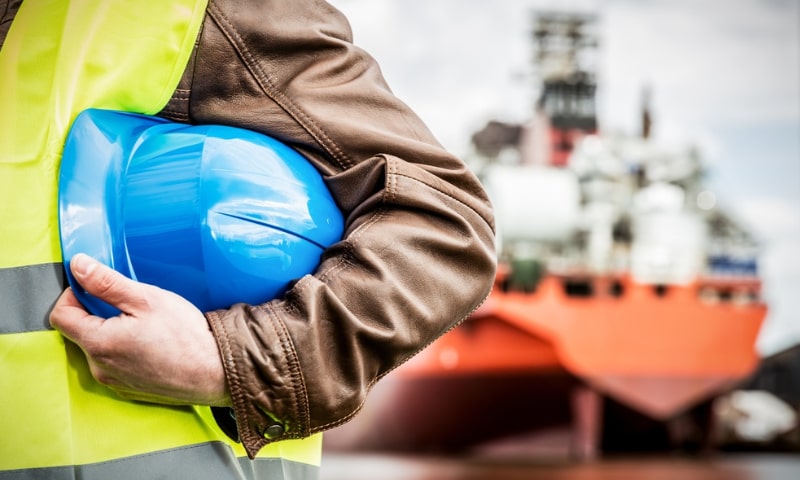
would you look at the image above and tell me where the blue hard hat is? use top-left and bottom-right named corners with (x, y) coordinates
top-left (58, 109), bottom-right (344, 318)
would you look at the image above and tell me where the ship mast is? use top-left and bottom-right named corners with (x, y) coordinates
top-left (530, 11), bottom-right (599, 166)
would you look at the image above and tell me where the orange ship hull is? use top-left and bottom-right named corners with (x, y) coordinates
top-left (400, 274), bottom-right (766, 418)
top-left (325, 273), bottom-right (767, 455)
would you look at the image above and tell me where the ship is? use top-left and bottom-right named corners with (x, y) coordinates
top-left (324, 11), bottom-right (767, 459)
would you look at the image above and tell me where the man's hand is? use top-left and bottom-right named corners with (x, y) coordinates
top-left (50, 253), bottom-right (231, 407)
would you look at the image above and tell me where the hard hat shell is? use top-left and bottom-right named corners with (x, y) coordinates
top-left (58, 109), bottom-right (344, 318)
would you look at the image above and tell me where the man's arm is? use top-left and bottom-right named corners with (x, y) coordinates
top-left (174, 0), bottom-right (496, 457)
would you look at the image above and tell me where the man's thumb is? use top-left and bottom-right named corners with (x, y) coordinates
top-left (70, 253), bottom-right (144, 314)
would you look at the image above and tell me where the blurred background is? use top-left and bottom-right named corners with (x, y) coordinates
top-left (323, 0), bottom-right (799, 477)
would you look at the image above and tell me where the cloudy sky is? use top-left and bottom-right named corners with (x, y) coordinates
top-left (329, 0), bottom-right (800, 355)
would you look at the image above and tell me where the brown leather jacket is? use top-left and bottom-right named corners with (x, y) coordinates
top-left (1, 0), bottom-right (496, 458)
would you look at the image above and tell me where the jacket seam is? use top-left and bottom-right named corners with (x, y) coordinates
top-left (207, 1), bottom-right (351, 171)
top-left (206, 310), bottom-right (264, 453)
top-left (386, 156), bottom-right (398, 202)
top-left (160, 109), bottom-right (189, 120)
top-left (393, 170), bottom-right (495, 231)
top-left (264, 302), bottom-right (311, 436)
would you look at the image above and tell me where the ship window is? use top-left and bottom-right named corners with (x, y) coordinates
top-left (718, 289), bottom-right (733, 303)
top-left (564, 279), bottom-right (594, 297)
top-left (557, 137), bottom-right (572, 152)
top-left (609, 280), bottom-right (624, 297)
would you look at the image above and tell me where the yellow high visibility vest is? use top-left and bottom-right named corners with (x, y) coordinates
top-left (0, 1), bottom-right (321, 477)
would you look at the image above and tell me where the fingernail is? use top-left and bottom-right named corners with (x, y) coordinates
top-left (71, 253), bottom-right (97, 277)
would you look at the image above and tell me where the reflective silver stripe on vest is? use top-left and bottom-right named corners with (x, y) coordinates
top-left (0, 442), bottom-right (320, 480)
top-left (0, 263), bottom-right (65, 334)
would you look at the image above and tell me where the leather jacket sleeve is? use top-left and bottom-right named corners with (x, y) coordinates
top-left (159, 0), bottom-right (496, 458)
